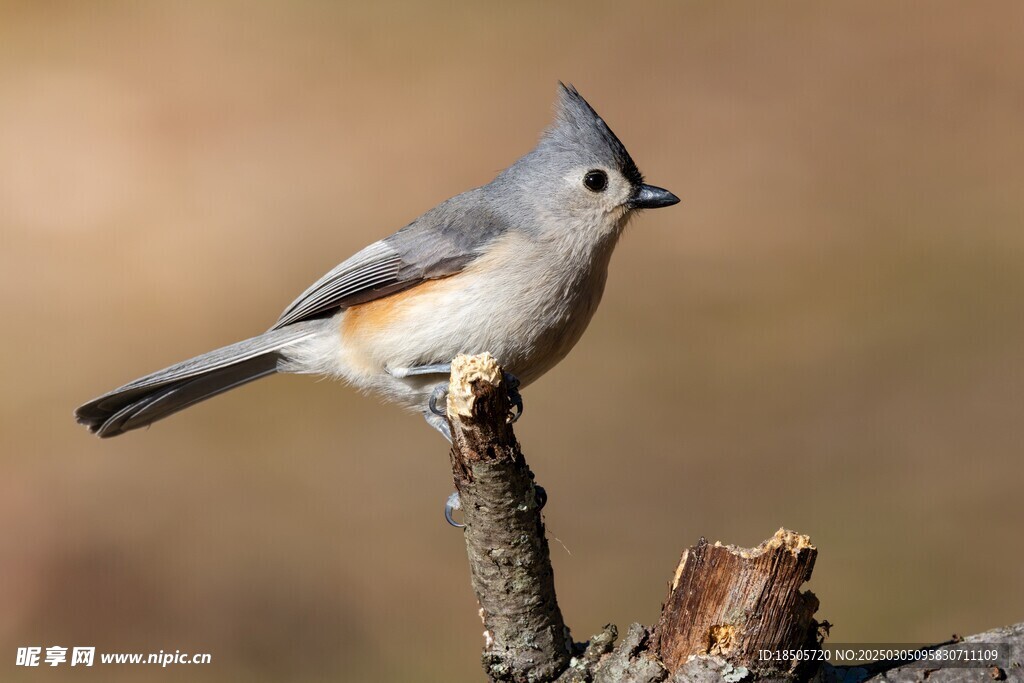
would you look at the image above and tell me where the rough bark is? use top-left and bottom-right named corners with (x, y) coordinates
top-left (445, 353), bottom-right (571, 682)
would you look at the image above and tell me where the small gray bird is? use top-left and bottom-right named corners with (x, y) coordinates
top-left (76, 84), bottom-right (679, 444)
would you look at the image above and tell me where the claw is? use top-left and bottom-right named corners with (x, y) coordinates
top-left (503, 371), bottom-right (523, 423)
top-left (429, 383), bottom-right (448, 417)
top-left (445, 491), bottom-right (464, 528)
top-left (534, 485), bottom-right (547, 510)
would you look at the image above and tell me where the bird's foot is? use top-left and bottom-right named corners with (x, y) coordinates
top-left (503, 371), bottom-right (523, 423)
top-left (391, 363), bottom-right (453, 420)
top-left (428, 383), bottom-right (448, 417)
top-left (427, 370), bottom-right (521, 424)
top-left (533, 484), bottom-right (547, 510)
top-left (423, 410), bottom-right (452, 442)
top-left (415, 365), bottom-right (523, 529)
top-left (444, 491), bottom-right (464, 528)
top-left (444, 484), bottom-right (546, 529)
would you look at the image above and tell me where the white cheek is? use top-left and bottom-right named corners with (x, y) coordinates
top-left (607, 183), bottom-right (631, 210)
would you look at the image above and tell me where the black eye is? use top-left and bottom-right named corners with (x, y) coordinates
top-left (583, 170), bottom-right (608, 193)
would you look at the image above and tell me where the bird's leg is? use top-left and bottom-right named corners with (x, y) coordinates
top-left (394, 362), bottom-right (461, 526)
top-left (422, 408), bottom-right (464, 528)
top-left (391, 362), bottom-right (452, 421)
top-left (403, 362), bottom-right (525, 528)
top-left (423, 409), bottom-right (452, 442)
top-left (389, 362), bottom-right (452, 379)
top-left (393, 362), bottom-right (522, 421)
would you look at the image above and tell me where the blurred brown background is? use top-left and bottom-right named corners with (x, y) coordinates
top-left (2, 1), bottom-right (1023, 681)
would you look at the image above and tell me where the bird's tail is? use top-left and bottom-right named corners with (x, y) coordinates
top-left (75, 320), bottom-right (323, 438)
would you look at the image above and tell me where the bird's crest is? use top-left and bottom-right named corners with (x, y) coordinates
top-left (544, 83), bottom-right (644, 187)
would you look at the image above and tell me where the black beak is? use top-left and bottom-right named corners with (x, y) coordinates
top-left (630, 184), bottom-right (680, 210)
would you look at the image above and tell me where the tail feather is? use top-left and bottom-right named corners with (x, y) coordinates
top-left (76, 321), bottom-right (322, 438)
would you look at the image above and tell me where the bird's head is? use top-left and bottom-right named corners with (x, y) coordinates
top-left (494, 83), bottom-right (679, 240)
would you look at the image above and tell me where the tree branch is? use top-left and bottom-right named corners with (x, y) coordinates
top-left (443, 354), bottom-right (1023, 683)
top-left (652, 529), bottom-right (820, 678)
top-left (445, 353), bottom-right (571, 682)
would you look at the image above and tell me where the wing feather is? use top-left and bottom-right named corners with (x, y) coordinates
top-left (272, 242), bottom-right (407, 329)
top-left (271, 189), bottom-right (510, 330)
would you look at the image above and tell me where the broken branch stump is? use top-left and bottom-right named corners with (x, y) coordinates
top-left (445, 353), bottom-right (571, 682)
top-left (652, 529), bottom-right (821, 679)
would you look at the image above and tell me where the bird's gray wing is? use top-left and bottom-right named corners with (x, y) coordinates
top-left (272, 240), bottom-right (417, 329)
top-left (271, 192), bottom-right (509, 330)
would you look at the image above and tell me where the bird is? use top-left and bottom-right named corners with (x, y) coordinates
top-left (76, 84), bottom-right (679, 450)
